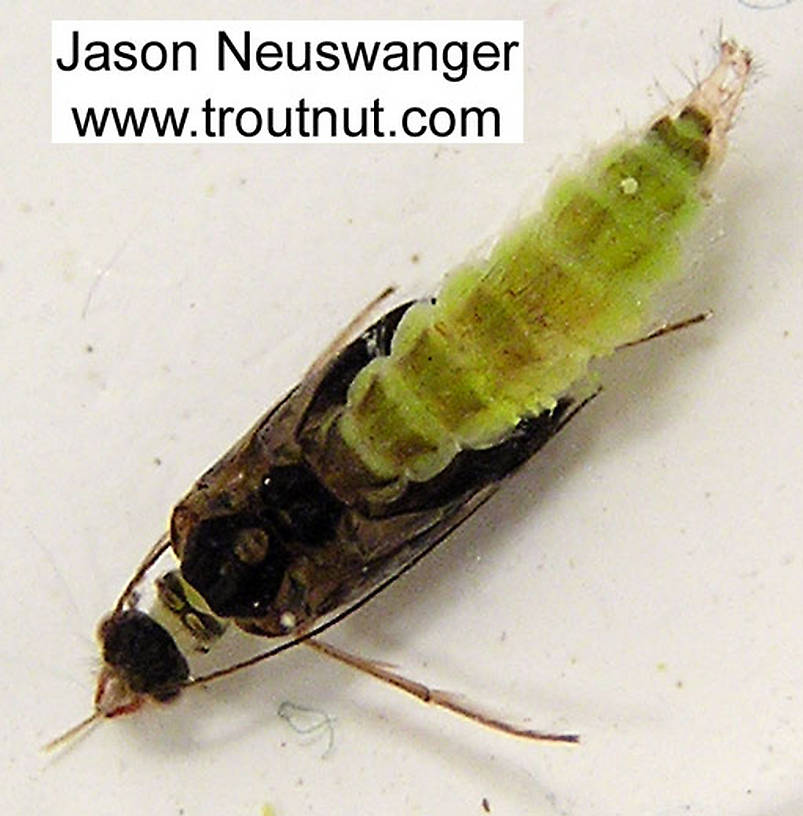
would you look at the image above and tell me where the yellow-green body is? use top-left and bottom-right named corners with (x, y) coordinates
top-left (337, 110), bottom-right (712, 483)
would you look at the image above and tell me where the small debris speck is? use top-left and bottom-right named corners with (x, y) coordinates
top-left (620, 176), bottom-right (639, 195)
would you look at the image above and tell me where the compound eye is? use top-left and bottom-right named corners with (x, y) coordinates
top-left (233, 527), bottom-right (270, 564)
top-left (99, 609), bottom-right (189, 700)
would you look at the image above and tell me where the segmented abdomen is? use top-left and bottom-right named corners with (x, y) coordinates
top-left (337, 108), bottom-right (712, 483)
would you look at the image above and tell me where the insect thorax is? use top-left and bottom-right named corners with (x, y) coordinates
top-left (171, 458), bottom-right (353, 631)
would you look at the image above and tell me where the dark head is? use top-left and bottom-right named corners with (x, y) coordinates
top-left (94, 609), bottom-right (190, 717)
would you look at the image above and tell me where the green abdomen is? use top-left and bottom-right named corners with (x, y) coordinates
top-left (338, 110), bottom-right (711, 482)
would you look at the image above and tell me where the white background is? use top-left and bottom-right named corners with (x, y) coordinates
top-left (2, 2), bottom-right (802, 815)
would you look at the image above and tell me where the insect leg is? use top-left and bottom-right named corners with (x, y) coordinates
top-left (304, 638), bottom-right (579, 744)
top-left (616, 311), bottom-right (712, 351)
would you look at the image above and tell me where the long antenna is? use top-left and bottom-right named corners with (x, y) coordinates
top-left (113, 531), bottom-right (171, 615)
top-left (42, 711), bottom-right (102, 753)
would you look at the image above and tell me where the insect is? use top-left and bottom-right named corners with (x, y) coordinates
top-left (47, 40), bottom-right (752, 750)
